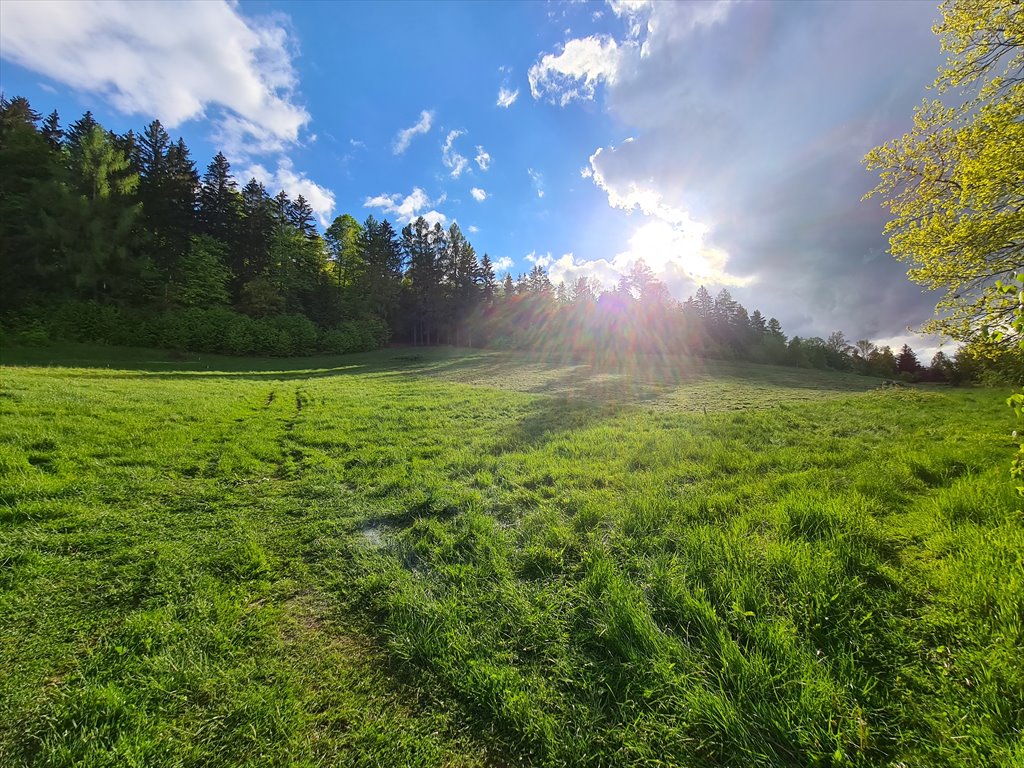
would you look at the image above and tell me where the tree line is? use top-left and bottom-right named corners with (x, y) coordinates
top-left (0, 95), bottom-right (1005, 382)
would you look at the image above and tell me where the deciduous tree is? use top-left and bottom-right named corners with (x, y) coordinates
top-left (864, 0), bottom-right (1022, 353)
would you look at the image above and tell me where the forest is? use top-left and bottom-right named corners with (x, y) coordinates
top-left (2, 94), bottom-right (1007, 383)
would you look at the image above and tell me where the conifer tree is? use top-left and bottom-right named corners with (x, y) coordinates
top-left (40, 110), bottom-right (63, 150)
top-left (479, 254), bottom-right (497, 303)
top-left (198, 152), bottom-right (241, 245)
top-left (289, 194), bottom-right (316, 238)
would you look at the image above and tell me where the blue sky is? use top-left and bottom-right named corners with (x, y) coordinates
top-left (0, 0), bottom-right (949, 351)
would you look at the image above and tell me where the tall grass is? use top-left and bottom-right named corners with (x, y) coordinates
top-left (1, 346), bottom-right (1020, 766)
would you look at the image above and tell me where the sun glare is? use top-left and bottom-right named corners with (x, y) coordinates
top-left (622, 218), bottom-right (751, 289)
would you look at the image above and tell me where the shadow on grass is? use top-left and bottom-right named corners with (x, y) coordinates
top-left (491, 376), bottom-right (667, 454)
top-left (3, 343), bottom-right (881, 399)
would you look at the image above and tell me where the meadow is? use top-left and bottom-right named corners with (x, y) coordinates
top-left (1, 345), bottom-right (1021, 767)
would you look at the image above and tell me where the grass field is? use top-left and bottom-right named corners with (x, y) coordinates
top-left (1, 345), bottom-right (1021, 767)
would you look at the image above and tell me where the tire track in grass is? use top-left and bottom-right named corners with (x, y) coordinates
top-left (275, 386), bottom-right (307, 479)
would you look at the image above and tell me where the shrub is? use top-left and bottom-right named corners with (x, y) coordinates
top-left (223, 315), bottom-right (257, 356)
top-left (49, 301), bottom-right (122, 343)
top-left (271, 314), bottom-right (318, 356)
top-left (19, 322), bottom-right (51, 347)
top-left (5, 303), bottom-right (391, 358)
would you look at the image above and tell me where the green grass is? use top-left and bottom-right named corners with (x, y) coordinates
top-left (1, 344), bottom-right (1021, 767)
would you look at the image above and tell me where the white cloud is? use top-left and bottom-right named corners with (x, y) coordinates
top-left (0, 0), bottom-right (308, 157)
top-left (467, 225), bottom-right (480, 234)
top-left (527, 0), bottom-right (943, 340)
top-left (393, 109), bottom-right (434, 155)
top-left (578, 141), bottom-right (751, 291)
top-left (588, 144), bottom-right (707, 227)
top-left (442, 130), bottom-right (469, 178)
top-left (363, 187), bottom-right (446, 225)
top-left (496, 86), bottom-right (519, 108)
top-left (243, 158), bottom-right (335, 227)
top-left (528, 35), bottom-right (626, 105)
top-left (545, 253), bottom-right (621, 291)
top-left (475, 145), bottom-right (491, 170)
top-left (873, 333), bottom-right (946, 364)
top-left (470, 187), bottom-right (488, 202)
top-left (528, 168), bottom-right (545, 198)
top-left (419, 210), bottom-right (449, 229)
top-left (493, 256), bottom-right (514, 272)
top-left (608, 0), bottom-right (653, 14)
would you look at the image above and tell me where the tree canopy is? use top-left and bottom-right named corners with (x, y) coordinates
top-left (864, 0), bottom-right (1023, 356)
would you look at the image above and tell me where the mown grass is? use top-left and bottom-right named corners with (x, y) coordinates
top-left (1, 344), bottom-right (1021, 767)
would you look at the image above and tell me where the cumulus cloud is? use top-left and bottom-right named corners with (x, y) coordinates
top-left (364, 187), bottom-right (447, 226)
top-left (0, 0), bottom-right (308, 157)
top-left (244, 158), bottom-right (335, 227)
top-left (467, 225), bottom-right (480, 234)
top-left (470, 187), bottom-right (488, 202)
top-left (496, 86), bottom-right (519, 108)
top-left (530, 0), bottom-right (946, 341)
top-left (528, 35), bottom-right (626, 105)
top-left (528, 168), bottom-right (545, 198)
top-left (526, 251), bottom-right (552, 267)
top-left (418, 210), bottom-right (449, 229)
top-left (475, 146), bottom-right (491, 170)
top-left (537, 216), bottom-right (752, 301)
top-left (442, 130), bottom-right (469, 178)
top-left (393, 110), bottom-right (434, 155)
top-left (493, 256), bottom-right (514, 272)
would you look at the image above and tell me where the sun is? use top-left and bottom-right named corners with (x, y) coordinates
top-left (625, 219), bottom-right (716, 281)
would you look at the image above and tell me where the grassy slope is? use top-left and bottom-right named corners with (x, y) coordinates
top-left (0, 345), bottom-right (1021, 767)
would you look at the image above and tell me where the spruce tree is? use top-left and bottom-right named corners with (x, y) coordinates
top-left (40, 110), bottom-right (63, 150)
top-left (198, 152), bottom-right (240, 245)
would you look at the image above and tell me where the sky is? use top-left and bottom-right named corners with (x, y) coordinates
top-left (0, 0), bottom-right (951, 353)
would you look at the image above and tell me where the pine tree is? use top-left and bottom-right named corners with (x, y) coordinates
top-left (137, 120), bottom-right (180, 275)
top-left (0, 96), bottom-right (41, 129)
top-left (927, 351), bottom-right (950, 381)
top-left (479, 254), bottom-right (497, 304)
top-left (198, 152), bottom-right (241, 245)
top-left (238, 178), bottom-right (275, 283)
top-left (43, 124), bottom-right (144, 301)
top-left (750, 309), bottom-right (767, 336)
top-left (0, 96), bottom-right (63, 305)
top-left (357, 216), bottom-right (402, 322)
top-left (138, 120), bottom-right (170, 179)
top-left (272, 190), bottom-right (292, 225)
top-left (402, 216), bottom-right (441, 344)
top-left (40, 110), bottom-right (63, 150)
top-left (162, 138), bottom-right (199, 264)
top-left (692, 286), bottom-right (713, 319)
top-left (440, 222), bottom-right (481, 344)
top-left (289, 194), bottom-right (316, 238)
top-left (65, 111), bottom-right (98, 157)
top-left (896, 344), bottom-right (920, 374)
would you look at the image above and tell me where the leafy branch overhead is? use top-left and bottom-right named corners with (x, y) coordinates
top-left (863, 0), bottom-right (1023, 356)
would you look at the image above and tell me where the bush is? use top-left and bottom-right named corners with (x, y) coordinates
top-left (223, 315), bottom-right (256, 356)
top-left (317, 315), bottom-right (391, 354)
top-left (252, 319), bottom-right (293, 356)
top-left (48, 301), bottom-right (122, 343)
top-left (4, 302), bottom-right (391, 358)
top-left (272, 314), bottom-right (318, 356)
top-left (19, 322), bottom-right (51, 347)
